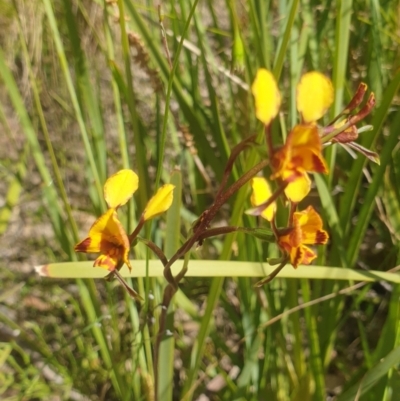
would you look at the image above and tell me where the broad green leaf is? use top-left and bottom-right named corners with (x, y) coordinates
top-left (337, 346), bottom-right (400, 401)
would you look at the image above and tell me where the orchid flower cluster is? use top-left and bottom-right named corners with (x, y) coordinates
top-left (248, 69), bottom-right (377, 283)
top-left (74, 69), bottom-right (377, 295)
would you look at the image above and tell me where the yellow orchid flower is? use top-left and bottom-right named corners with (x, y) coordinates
top-left (75, 207), bottom-right (131, 272)
top-left (277, 206), bottom-right (328, 268)
top-left (75, 169), bottom-right (138, 271)
top-left (271, 124), bottom-right (329, 202)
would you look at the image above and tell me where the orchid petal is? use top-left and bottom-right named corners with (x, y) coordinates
top-left (297, 72), bottom-right (333, 123)
top-left (104, 169), bottom-right (139, 209)
top-left (143, 184), bottom-right (175, 221)
top-left (250, 177), bottom-right (276, 221)
top-left (252, 69), bottom-right (281, 126)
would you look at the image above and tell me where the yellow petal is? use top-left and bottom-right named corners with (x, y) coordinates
top-left (143, 184), bottom-right (175, 221)
top-left (104, 169), bottom-right (139, 209)
top-left (250, 177), bottom-right (276, 221)
top-left (251, 69), bottom-right (281, 126)
top-left (296, 72), bottom-right (333, 123)
top-left (284, 173), bottom-right (311, 203)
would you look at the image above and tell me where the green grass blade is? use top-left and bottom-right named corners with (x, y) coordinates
top-left (165, 170), bottom-right (183, 259)
top-left (326, 0), bottom-right (354, 188)
top-left (0, 144), bottom-right (27, 235)
top-left (336, 345), bottom-right (400, 401)
top-left (314, 174), bottom-right (348, 268)
top-left (62, 0), bottom-right (107, 183)
top-left (15, 8), bottom-right (80, 248)
top-left (116, 0), bottom-right (150, 210)
top-left (154, 0), bottom-right (200, 188)
top-left (301, 280), bottom-right (325, 400)
top-left (36, 260), bottom-right (400, 283)
top-left (157, 171), bottom-right (182, 401)
top-left (123, 1), bottom-right (227, 178)
top-left (0, 47), bottom-right (69, 249)
top-left (42, 0), bottom-right (104, 209)
top-left (331, 0), bottom-right (354, 116)
top-left (273, 0), bottom-right (300, 80)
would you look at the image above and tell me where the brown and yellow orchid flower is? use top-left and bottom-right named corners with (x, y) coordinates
top-left (75, 169), bottom-right (175, 273)
top-left (75, 169), bottom-right (138, 272)
top-left (277, 206), bottom-right (328, 268)
top-left (75, 207), bottom-right (132, 272)
top-left (252, 70), bottom-right (332, 203)
top-left (271, 123), bottom-right (329, 202)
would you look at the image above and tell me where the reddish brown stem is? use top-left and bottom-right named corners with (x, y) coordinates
top-left (215, 135), bottom-right (257, 200)
top-left (137, 237), bottom-right (169, 267)
top-left (246, 181), bottom-right (288, 217)
top-left (128, 217), bottom-right (145, 244)
top-left (154, 157), bottom-right (271, 395)
top-left (163, 158), bottom-right (270, 282)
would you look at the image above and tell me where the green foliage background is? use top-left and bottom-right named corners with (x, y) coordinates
top-left (0, 0), bottom-right (399, 400)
